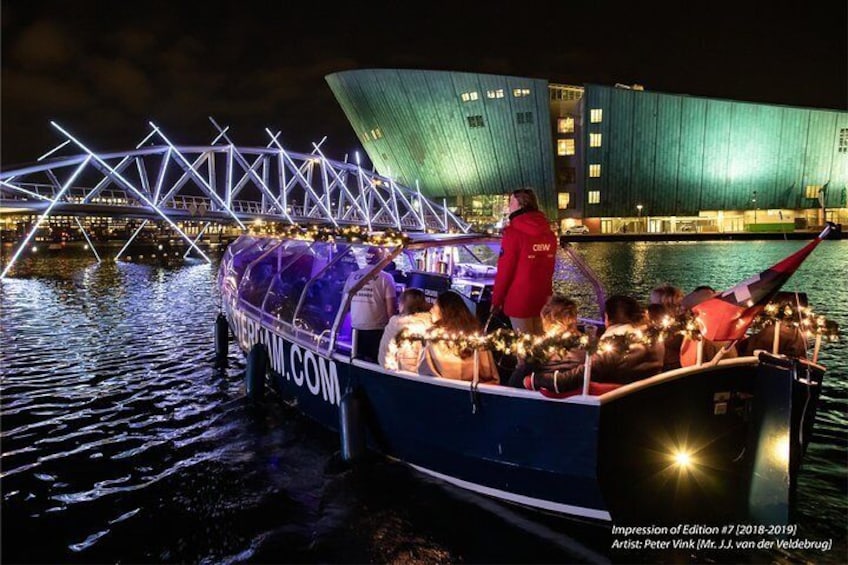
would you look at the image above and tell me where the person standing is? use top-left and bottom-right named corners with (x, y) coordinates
top-left (343, 247), bottom-right (397, 362)
top-left (491, 188), bottom-right (557, 334)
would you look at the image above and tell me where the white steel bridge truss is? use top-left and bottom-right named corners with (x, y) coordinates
top-left (0, 119), bottom-right (468, 278)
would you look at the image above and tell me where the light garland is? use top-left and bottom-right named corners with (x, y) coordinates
top-left (752, 301), bottom-right (840, 342)
top-left (389, 305), bottom-right (838, 365)
top-left (255, 223), bottom-right (410, 247)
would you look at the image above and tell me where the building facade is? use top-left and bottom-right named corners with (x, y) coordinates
top-left (327, 69), bottom-right (848, 233)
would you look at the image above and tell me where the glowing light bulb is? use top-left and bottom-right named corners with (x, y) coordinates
top-left (672, 450), bottom-right (693, 469)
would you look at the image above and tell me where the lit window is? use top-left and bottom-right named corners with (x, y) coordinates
top-left (513, 88), bottom-right (531, 97)
top-left (486, 89), bottom-right (505, 99)
top-left (590, 109), bottom-right (603, 123)
top-left (589, 164), bottom-right (601, 177)
top-left (371, 128), bottom-right (383, 139)
top-left (467, 115), bottom-right (485, 128)
top-left (557, 139), bottom-right (575, 156)
top-left (805, 185), bottom-right (822, 199)
top-left (516, 111), bottom-right (533, 124)
top-left (589, 133), bottom-right (602, 147)
top-left (588, 190), bottom-right (601, 204)
top-left (362, 131), bottom-right (370, 142)
top-left (557, 192), bottom-right (571, 210)
top-left (461, 91), bottom-right (479, 102)
top-left (839, 128), bottom-right (848, 153)
top-left (557, 117), bottom-right (574, 133)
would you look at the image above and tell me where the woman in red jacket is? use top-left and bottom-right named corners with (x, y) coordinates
top-left (491, 188), bottom-right (558, 334)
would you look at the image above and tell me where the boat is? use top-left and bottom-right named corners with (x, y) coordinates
top-left (217, 231), bottom-right (828, 525)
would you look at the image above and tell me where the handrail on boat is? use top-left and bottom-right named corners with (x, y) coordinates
top-left (562, 243), bottom-right (607, 320)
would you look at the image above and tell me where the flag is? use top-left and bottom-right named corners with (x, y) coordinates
top-left (693, 223), bottom-right (834, 341)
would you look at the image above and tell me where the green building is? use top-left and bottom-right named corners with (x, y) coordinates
top-left (327, 69), bottom-right (848, 233)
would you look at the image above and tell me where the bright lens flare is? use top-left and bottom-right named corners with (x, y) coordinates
top-left (673, 450), bottom-right (693, 468)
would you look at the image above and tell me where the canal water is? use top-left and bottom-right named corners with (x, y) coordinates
top-left (1, 241), bottom-right (845, 563)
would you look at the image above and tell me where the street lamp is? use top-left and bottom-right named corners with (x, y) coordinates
top-left (752, 191), bottom-right (758, 225)
top-left (637, 204), bottom-right (643, 232)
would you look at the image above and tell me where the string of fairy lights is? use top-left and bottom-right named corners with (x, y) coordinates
top-left (254, 224), bottom-right (410, 247)
top-left (389, 303), bottom-right (839, 365)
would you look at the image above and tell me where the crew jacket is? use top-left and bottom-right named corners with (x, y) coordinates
top-left (491, 209), bottom-right (558, 319)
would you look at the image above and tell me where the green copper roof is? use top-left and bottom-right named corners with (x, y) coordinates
top-left (326, 69), bottom-right (557, 215)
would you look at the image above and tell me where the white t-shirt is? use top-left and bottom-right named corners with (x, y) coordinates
top-left (343, 267), bottom-right (396, 330)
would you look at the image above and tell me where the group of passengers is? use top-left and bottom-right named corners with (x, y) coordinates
top-left (343, 188), bottom-right (807, 392)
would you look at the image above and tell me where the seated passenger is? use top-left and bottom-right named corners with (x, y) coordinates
top-left (526, 295), bottom-right (663, 392)
top-left (508, 296), bottom-right (584, 388)
top-left (343, 247), bottom-right (397, 362)
top-left (648, 284), bottom-right (684, 371)
top-left (739, 323), bottom-right (807, 358)
top-left (678, 285), bottom-right (735, 365)
top-left (379, 288), bottom-right (433, 371)
top-left (736, 292), bottom-right (810, 359)
top-left (418, 291), bottom-right (498, 383)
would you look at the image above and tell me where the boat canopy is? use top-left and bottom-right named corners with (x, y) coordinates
top-left (219, 234), bottom-right (504, 352)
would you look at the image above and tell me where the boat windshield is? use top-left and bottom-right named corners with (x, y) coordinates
top-left (221, 234), bottom-right (606, 350)
top-left (555, 244), bottom-right (606, 322)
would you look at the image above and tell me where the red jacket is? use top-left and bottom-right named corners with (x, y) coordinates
top-left (492, 210), bottom-right (557, 318)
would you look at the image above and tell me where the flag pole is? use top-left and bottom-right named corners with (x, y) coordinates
top-left (812, 334), bottom-right (822, 363)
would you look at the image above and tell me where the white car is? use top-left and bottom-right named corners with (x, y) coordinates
top-left (565, 225), bottom-right (590, 235)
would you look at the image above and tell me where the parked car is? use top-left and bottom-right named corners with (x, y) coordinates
top-left (565, 225), bottom-right (590, 235)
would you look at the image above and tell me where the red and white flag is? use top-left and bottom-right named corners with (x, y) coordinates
top-left (693, 223), bottom-right (834, 341)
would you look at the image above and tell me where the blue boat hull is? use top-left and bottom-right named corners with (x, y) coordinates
top-left (226, 300), bottom-right (824, 524)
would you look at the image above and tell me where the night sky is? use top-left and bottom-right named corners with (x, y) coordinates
top-left (2, 1), bottom-right (846, 167)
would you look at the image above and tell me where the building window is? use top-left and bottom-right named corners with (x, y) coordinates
top-left (516, 111), bottom-right (533, 124)
top-left (805, 185), bottom-right (822, 199)
top-left (513, 88), bottom-right (531, 97)
top-left (589, 133), bottom-right (602, 147)
top-left (460, 91), bottom-right (479, 102)
top-left (557, 139), bottom-right (575, 156)
top-left (371, 128), bottom-right (383, 139)
top-left (467, 115), bottom-right (485, 128)
top-left (589, 164), bottom-right (601, 177)
top-left (590, 108), bottom-right (603, 123)
top-left (362, 131), bottom-right (370, 142)
top-left (486, 89), bottom-right (505, 99)
top-left (562, 167), bottom-right (576, 184)
top-left (557, 117), bottom-right (574, 134)
top-left (557, 192), bottom-right (572, 210)
top-left (840, 128), bottom-right (848, 153)
top-left (588, 190), bottom-right (601, 204)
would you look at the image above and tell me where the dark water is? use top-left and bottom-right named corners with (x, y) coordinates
top-left (1, 241), bottom-right (845, 564)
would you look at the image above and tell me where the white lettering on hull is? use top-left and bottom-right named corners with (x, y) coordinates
top-left (228, 303), bottom-right (340, 405)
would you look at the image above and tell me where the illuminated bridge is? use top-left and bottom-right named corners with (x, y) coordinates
top-left (0, 118), bottom-right (468, 277)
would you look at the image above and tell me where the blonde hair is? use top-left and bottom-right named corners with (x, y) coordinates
top-left (541, 295), bottom-right (578, 332)
top-left (649, 285), bottom-right (683, 312)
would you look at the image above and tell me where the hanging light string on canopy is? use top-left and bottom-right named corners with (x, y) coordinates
top-left (389, 305), bottom-right (838, 365)
top-left (252, 223), bottom-right (410, 247)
